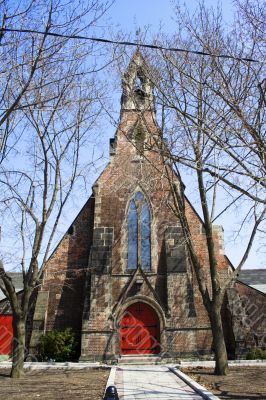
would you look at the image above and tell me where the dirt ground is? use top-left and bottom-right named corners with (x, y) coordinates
top-left (182, 366), bottom-right (266, 399)
top-left (0, 367), bottom-right (109, 399)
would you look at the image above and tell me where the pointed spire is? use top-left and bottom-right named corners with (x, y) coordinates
top-left (121, 50), bottom-right (155, 112)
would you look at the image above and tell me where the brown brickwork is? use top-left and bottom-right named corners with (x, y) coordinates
top-left (29, 196), bottom-right (94, 353)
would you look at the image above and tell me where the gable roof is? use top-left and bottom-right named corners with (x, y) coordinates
top-left (237, 269), bottom-right (266, 294)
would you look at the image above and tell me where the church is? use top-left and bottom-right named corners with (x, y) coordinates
top-left (1, 51), bottom-right (265, 362)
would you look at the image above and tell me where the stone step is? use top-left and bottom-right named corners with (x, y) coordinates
top-left (118, 355), bottom-right (164, 365)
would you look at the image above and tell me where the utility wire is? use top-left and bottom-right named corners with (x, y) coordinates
top-left (0, 27), bottom-right (260, 63)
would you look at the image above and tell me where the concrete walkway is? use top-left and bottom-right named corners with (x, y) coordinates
top-left (115, 365), bottom-right (203, 399)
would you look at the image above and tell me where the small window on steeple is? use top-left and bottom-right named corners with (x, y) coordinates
top-left (134, 76), bottom-right (143, 91)
top-left (134, 73), bottom-right (145, 100)
top-left (134, 125), bottom-right (145, 154)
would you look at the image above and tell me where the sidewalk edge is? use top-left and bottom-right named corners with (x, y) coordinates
top-left (169, 367), bottom-right (221, 400)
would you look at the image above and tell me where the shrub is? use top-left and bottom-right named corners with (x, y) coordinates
top-left (39, 328), bottom-right (78, 361)
top-left (246, 348), bottom-right (266, 360)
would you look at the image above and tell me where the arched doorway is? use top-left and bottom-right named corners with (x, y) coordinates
top-left (119, 302), bottom-right (160, 355)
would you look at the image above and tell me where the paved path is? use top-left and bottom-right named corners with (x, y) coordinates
top-left (115, 365), bottom-right (203, 399)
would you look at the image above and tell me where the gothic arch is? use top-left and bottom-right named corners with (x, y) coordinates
top-left (115, 295), bottom-right (166, 333)
top-left (124, 186), bottom-right (153, 218)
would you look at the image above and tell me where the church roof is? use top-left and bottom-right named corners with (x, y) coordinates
top-left (237, 269), bottom-right (266, 294)
top-left (0, 272), bottom-right (24, 301)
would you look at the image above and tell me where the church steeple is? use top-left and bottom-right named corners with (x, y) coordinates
top-left (121, 50), bottom-right (155, 112)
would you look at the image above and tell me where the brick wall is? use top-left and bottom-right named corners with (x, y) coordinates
top-left (29, 196), bottom-right (95, 352)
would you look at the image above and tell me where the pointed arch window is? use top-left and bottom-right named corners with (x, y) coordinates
top-left (127, 191), bottom-right (151, 270)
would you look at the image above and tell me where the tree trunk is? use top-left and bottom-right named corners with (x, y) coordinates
top-left (11, 316), bottom-right (26, 378)
top-left (210, 303), bottom-right (228, 375)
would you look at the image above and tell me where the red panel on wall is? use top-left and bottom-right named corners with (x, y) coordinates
top-left (0, 316), bottom-right (13, 355)
top-left (120, 302), bottom-right (160, 355)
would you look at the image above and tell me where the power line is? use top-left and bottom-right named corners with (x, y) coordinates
top-left (0, 27), bottom-right (260, 63)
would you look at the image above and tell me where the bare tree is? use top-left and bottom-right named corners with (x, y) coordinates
top-left (0, 0), bottom-right (113, 378)
top-left (109, 0), bottom-right (265, 375)
top-left (235, 0), bottom-right (266, 56)
top-left (143, 2), bottom-right (266, 375)
top-left (0, 0), bottom-right (114, 163)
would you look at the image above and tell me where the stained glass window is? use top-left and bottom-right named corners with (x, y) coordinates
top-left (128, 200), bottom-right (138, 269)
top-left (135, 191), bottom-right (144, 201)
top-left (127, 191), bottom-right (151, 270)
top-left (141, 202), bottom-right (151, 268)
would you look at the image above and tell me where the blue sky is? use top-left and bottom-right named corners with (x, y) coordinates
top-left (107, 0), bottom-right (234, 36)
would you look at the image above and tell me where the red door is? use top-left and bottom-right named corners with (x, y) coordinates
top-left (0, 315), bottom-right (13, 355)
top-left (120, 302), bottom-right (160, 355)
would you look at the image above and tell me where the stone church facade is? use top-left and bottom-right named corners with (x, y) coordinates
top-left (25, 51), bottom-right (265, 362)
